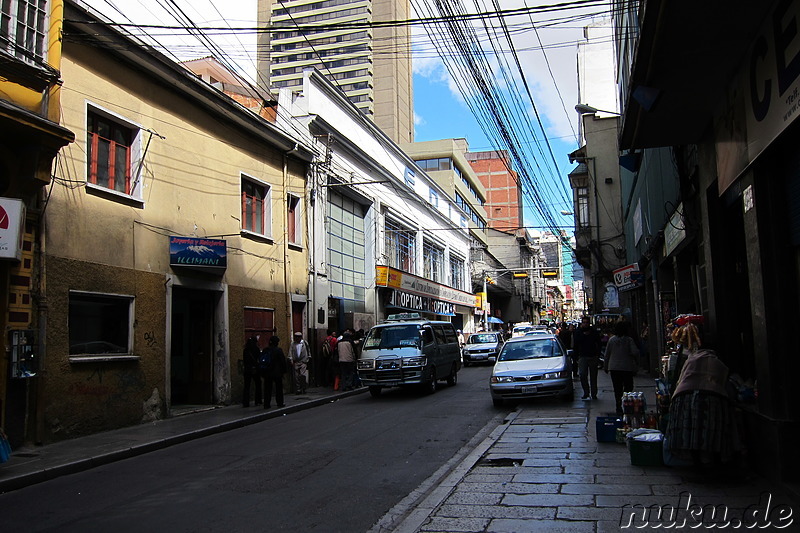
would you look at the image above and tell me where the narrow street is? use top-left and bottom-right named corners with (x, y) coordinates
top-left (0, 366), bottom-right (503, 532)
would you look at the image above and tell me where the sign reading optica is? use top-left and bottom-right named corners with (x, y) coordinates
top-left (375, 266), bottom-right (478, 307)
top-left (169, 236), bottom-right (227, 270)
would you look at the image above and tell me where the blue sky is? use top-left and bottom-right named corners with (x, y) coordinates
top-left (83, 0), bottom-right (601, 229)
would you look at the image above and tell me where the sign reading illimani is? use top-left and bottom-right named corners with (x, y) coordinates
top-left (169, 236), bottom-right (227, 269)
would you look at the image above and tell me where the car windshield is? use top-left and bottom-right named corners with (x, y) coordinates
top-left (363, 325), bottom-right (421, 350)
top-left (499, 339), bottom-right (560, 361)
top-left (467, 334), bottom-right (497, 344)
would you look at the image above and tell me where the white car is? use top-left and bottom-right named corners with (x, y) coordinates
top-left (489, 335), bottom-right (573, 407)
top-left (462, 332), bottom-right (504, 366)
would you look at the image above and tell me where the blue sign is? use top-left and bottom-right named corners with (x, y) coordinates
top-left (169, 236), bottom-right (227, 270)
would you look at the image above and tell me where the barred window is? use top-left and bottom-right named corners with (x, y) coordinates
top-left (423, 240), bottom-right (444, 283)
top-left (449, 255), bottom-right (465, 290)
top-left (385, 219), bottom-right (416, 274)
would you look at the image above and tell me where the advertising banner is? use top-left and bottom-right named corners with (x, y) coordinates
top-left (375, 266), bottom-right (477, 307)
top-left (169, 236), bottom-right (227, 270)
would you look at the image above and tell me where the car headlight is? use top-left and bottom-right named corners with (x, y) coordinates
top-left (357, 359), bottom-right (374, 370)
top-left (490, 376), bottom-right (513, 383)
top-left (404, 357), bottom-right (426, 367)
top-left (542, 372), bottom-right (561, 379)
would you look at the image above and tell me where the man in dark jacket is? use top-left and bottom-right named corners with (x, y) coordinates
top-left (573, 316), bottom-right (601, 400)
top-left (242, 336), bottom-right (262, 407)
top-left (263, 335), bottom-right (288, 408)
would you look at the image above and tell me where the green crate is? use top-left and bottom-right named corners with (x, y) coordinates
top-left (628, 438), bottom-right (663, 466)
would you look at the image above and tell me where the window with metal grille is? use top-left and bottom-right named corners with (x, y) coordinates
top-left (0, 0), bottom-right (47, 65)
top-left (385, 218), bottom-right (416, 274)
top-left (449, 255), bottom-right (465, 290)
top-left (423, 239), bottom-right (444, 283)
top-left (242, 176), bottom-right (271, 237)
top-left (87, 110), bottom-right (138, 196)
top-left (328, 193), bottom-right (366, 303)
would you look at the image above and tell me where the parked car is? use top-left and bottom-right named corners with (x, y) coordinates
top-left (462, 332), bottom-right (504, 366)
top-left (489, 335), bottom-right (573, 407)
top-left (358, 313), bottom-right (461, 397)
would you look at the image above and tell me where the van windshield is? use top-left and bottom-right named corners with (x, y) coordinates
top-left (363, 325), bottom-right (421, 350)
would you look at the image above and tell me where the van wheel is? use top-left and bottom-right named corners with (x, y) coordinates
top-left (369, 386), bottom-right (382, 398)
top-left (425, 367), bottom-right (437, 394)
top-left (446, 363), bottom-right (458, 386)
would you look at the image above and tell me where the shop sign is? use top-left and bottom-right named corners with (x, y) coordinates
top-left (0, 198), bottom-right (25, 261)
top-left (387, 289), bottom-right (456, 316)
top-left (663, 206), bottom-right (685, 257)
top-left (613, 263), bottom-right (644, 292)
top-left (169, 236), bottom-right (227, 271)
top-left (717, 0), bottom-right (800, 194)
top-left (376, 266), bottom-right (478, 307)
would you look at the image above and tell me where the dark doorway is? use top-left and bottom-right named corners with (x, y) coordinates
top-left (171, 287), bottom-right (215, 405)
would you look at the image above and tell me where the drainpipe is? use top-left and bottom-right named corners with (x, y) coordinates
top-left (283, 152), bottom-right (292, 341)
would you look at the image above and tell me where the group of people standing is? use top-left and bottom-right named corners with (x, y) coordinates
top-left (241, 331), bottom-right (314, 408)
top-left (321, 329), bottom-right (364, 392)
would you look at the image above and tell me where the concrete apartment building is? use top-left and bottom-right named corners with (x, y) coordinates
top-left (257, 0), bottom-right (414, 145)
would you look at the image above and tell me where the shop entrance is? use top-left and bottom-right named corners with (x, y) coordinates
top-left (170, 287), bottom-right (215, 405)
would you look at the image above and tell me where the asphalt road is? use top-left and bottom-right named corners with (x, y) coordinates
top-left (0, 365), bottom-right (505, 532)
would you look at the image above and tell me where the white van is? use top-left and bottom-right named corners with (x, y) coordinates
top-left (357, 313), bottom-right (461, 397)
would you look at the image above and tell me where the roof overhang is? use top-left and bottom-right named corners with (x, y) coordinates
top-left (620, 0), bottom-right (775, 150)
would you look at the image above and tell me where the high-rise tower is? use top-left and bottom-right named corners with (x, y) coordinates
top-left (257, 0), bottom-right (414, 144)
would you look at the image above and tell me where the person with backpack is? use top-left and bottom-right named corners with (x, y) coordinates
top-left (262, 335), bottom-right (287, 408)
top-left (290, 331), bottom-right (311, 394)
top-left (242, 336), bottom-right (262, 407)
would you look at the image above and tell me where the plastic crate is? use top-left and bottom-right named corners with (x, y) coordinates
top-left (628, 437), bottom-right (664, 466)
top-left (596, 416), bottom-right (623, 442)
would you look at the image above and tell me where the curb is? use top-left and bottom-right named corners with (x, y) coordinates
top-left (0, 387), bottom-right (366, 493)
top-left (376, 409), bottom-right (521, 533)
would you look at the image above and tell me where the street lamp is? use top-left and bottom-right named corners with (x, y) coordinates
top-left (574, 103), bottom-right (620, 116)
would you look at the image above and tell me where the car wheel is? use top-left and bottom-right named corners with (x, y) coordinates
top-left (446, 363), bottom-right (458, 386)
top-left (463, 360), bottom-right (470, 367)
top-left (492, 397), bottom-right (504, 407)
top-left (369, 386), bottom-right (382, 398)
top-left (425, 367), bottom-right (437, 394)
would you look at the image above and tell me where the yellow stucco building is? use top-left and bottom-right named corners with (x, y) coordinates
top-left (4, 2), bottom-right (312, 444)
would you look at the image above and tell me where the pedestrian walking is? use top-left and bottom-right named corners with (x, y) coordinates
top-left (290, 331), bottom-right (311, 394)
top-left (603, 321), bottom-right (639, 414)
top-left (262, 335), bottom-right (287, 408)
top-left (242, 336), bottom-right (262, 407)
top-left (573, 316), bottom-right (601, 400)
